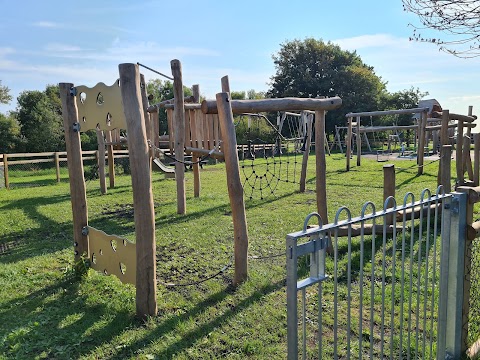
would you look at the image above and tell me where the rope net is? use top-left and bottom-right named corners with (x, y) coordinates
top-left (237, 112), bottom-right (310, 200)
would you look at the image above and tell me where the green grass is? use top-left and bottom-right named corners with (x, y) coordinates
top-left (0, 152), bottom-right (476, 359)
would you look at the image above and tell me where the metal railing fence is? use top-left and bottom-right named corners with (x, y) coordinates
top-left (287, 188), bottom-right (467, 359)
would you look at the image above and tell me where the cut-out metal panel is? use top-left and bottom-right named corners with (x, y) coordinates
top-left (87, 226), bottom-right (136, 285)
top-left (76, 81), bottom-right (127, 132)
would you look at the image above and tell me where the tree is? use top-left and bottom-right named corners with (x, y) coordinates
top-left (403, 0), bottom-right (480, 57)
top-left (0, 80), bottom-right (12, 104)
top-left (16, 85), bottom-right (64, 152)
top-left (0, 113), bottom-right (22, 153)
top-left (147, 79), bottom-right (192, 135)
top-left (269, 38), bottom-right (387, 134)
top-left (378, 87), bottom-right (429, 125)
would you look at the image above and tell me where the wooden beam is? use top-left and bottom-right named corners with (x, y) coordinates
top-left (316, 110), bottom-right (328, 224)
top-left (346, 107), bottom-right (429, 117)
top-left (171, 59), bottom-right (186, 215)
top-left (118, 63), bottom-right (157, 319)
top-left (59, 83), bottom-right (89, 262)
top-left (216, 92), bottom-right (249, 285)
top-left (431, 111), bottom-right (477, 123)
top-left (202, 96), bottom-right (342, 114)
top-left (383, 164), bottom-right (395, 225)
top-left (96, 129), bottom-right (107, 194)
top-left (299, 112), bottom-right (312, 192)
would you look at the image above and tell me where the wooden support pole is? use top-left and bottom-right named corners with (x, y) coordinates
top-left (59, 83), bottom-right (89, 262)
top-left (474, 133), bottom-right (480, 186)
top-left (3, 154), bottom-right (8, 189)
top-left (356, 116), bottom-right (361, 166)
top-left (202, 96), bottom-right (342, 114)
top-left (140, 74), bottom-right (153, 162)
top-left (152, 110), bottom-right (160, 149)
top-left (216, 92), bottom-right (249, 285)
top-left (171, 59), bottom-right (186, 215)
top-left (118, 63), bottom-right (157, 319)
top-left (463, 134), bottom-right (473, 182)
top-left (192, 84), bottom-right (201, 198)
top-left (55, 152), bottom-right (61, 182)
top-left (315, 110), bottom-right (328, 224)
top-left (346, 117), bottom-right (352, 171)
top-left (440, 145), bottom-right (452, 193)
top-left (221, 76), bottom-right (230, 94)
top-left (383, 164), bottom-right (395, 226)
top-left (106, 130), bottom-right (115, 188)
top-left (457, 117), bottom-right (465, 184)
top-left (96, 128), bottom-right (107, 194)
top-left (417, 111), bottom-right (427, 175)
top-left (299, 112), bottom-right (313, 192)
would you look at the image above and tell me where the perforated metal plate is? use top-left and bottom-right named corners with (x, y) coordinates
top-left (87, 226), bottom-right (136, 285)
top-left (76, 81), bottom-right (127, 132)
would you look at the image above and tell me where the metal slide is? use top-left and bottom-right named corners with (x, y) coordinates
top-left (152, 157), bottom-right (175, 173)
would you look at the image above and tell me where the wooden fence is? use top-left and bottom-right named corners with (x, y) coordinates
top-left (0, 150), bottom-right (129, 189)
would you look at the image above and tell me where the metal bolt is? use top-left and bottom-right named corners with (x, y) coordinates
top-left (74, 250), bottom-right (79, 255)
top-left (72, 122), bottom-right (81, 133)
top-left (69, 87), bottom-right (77, 96)
top-left (73, 242), bottom-right (78, 247)
top-left (81, 226), bottom-right (89, 236)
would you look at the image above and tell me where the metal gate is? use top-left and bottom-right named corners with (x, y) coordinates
top-left (286, 189), bottom-right (467, 359)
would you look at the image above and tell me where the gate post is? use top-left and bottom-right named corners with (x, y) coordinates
top-left (438, 192), bottom-right (467, 359)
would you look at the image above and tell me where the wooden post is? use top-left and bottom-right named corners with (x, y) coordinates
top-left (106, 130), bottom-right (115, 188)
top-left (192, 85), bottom-right (201, 198)
top-left (3, 154), bottom-right (9, 190)
top-left (474, 133), bottom-right (480, 186)
top-left (171, 59), bottom-right (186, 215)
top-left (59, 83), bottom-right (89, 262)
top-left (383, 164), bottom-right (395, 226)
top-left (463, 135), bottom-right (473, 182)
top-left (140, 74), bottom-right (153, 162)
top-left (346, 117), bottom-right (352, 171)
top-left (152, 109), bottom-right (160, 149)
top-left (299, 112), bottom-right (313, 192)
top-left (440, 145), bottom-right (452, 193)
top-left (457, 116), bottom-right (465, 184)
top-left (216, 92), bottom-right (248, 285)
top-left (417, 111), bottom-right (427, 175)
top-left (315, 110), bottom-right (328, 223)
top-left (96, 128), bottom-right (107, 194)
top-left (55, 152), bottom-right (61, 182)
top-left (356, 116), bottom-right (361, 166)
top-left (118, 63), bottom-right (157, 319)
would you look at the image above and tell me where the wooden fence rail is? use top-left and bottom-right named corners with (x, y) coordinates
top-left (0, 150), bottom-right (130, 189)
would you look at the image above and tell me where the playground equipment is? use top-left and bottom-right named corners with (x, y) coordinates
top-left (60, 61), bottom-right (343, 319)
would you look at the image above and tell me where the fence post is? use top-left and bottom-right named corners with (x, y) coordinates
top-left (3, 154), bottom-right (8, 189)
top-left (286, 234), bottom-right (298, 360)
top-left (438, 192), bottom-right (467, 358)
top-left (383, 164), bottom-right (395, 225)
top-left (54, 152), bottom-right (61, 182)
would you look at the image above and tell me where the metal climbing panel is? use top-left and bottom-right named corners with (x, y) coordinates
top-left (85, 226), bottom-right (136, 285)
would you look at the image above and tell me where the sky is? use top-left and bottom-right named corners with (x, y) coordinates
top-left (1, 0), bottom-right (480, 117)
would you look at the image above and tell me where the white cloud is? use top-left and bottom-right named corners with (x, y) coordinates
top-left (44, 43), bottom-right (84, 52)
top-left (333, 34), bottom-right (406, 51)
top-left (32, 21), bottom-right (62, 28)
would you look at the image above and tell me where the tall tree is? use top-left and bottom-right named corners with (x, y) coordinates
top-left (16, 85), bottom-right (64, 152)
top-left (147, 79), bottom-right (192, 135)
top-left (403, 0), bottom-right (480, 57)
top-left (268, 38), bottom-right (387, 133)
top-left (378, 87), bottom-right (429, 125)
top-left (0, 113), bottom-right (22, 153)
top-left (0, 80), bottom-right (12, 104)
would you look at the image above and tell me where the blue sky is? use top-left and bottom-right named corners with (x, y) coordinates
top-left (1, 0), bottom-right (479, 116)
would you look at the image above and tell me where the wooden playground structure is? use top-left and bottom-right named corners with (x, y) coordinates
top-left (60, 61), bottom-right (342, 318)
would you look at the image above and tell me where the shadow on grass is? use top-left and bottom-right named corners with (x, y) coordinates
top-left (0, 277), bottom-right (136, 359)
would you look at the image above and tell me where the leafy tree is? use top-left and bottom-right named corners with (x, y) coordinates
top-left (0, 80), bottom-right (12, 104)
top-left (403, 0), bottom-right (480, 57)
top-left (378, 87), bottom-right (429, 125)
top-left (247, 89), bottom-right (265, 100)
top-left (231, 91), bottom-right (246, 100)
top-left (268, 38), bottom-right (387, 134)
top-left (147, 79), bottom-right (193, 135)
top-left (16, 85), bottom-right (64, 152)
top-left (0, 113), bottom-right (22, 153)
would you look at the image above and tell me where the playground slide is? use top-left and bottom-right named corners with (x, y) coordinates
top-left (152, 158), bottom-right (175, 173)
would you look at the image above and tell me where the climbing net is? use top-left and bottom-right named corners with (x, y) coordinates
top-left (238, 112), bottom-right (311, 200)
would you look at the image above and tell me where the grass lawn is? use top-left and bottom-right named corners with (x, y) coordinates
top-left (0, 152), bottom-right (472, 359)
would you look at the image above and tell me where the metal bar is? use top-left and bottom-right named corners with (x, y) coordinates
top-left (415, 201), bottom-right (424, 359)
top-left (429, 197), bottom-right (440, 359)
top-left (318, 282), bottom-right (322, 360)
top-left (334, 230), bottom-right (339, 359)
top-left (286, 236), bottom-right (299, 360)
top-left (407, 198), bottom-right (415, 360)
top-left (422, 196), bottom-right (432, 359)
top-left (370, 222), bottom-right (376, 360)
top-left (302, 288), bottom-right (306, 360)
top-left (390, 216), bottom-right (397, 360)
top-left (380, 218), bottom-right (387, 358)
top-left (345, 107), bottom-right (429, 118)
top-left (347, 224), bottom-right (352, 360)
